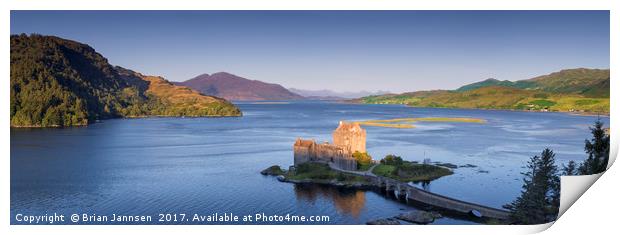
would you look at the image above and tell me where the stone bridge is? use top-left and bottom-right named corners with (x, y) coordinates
top-left (372, 176), bottom-right (510, 220)
top-left (330, 163), bottom-right (511, 220)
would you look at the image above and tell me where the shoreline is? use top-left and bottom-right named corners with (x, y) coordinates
top-left (344, 100), bottom-right (610, 117)
top-left (10, 114), bottom-right (243, 128)
top-left (11, 101), bottom-right (608, 128)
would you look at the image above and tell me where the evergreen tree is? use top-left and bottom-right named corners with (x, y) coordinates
top-left (504, 148), bottom-right (560, 224)
top-left (562, 160), bottom-right (578, 176)
top-left (578, 120), bottom-right (610, 175)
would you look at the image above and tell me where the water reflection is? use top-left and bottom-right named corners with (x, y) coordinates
top-left (294, 184), bottom-right (366, 218)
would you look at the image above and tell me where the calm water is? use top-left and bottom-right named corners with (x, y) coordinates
top-left (10, 101), bottom-right (608, 224)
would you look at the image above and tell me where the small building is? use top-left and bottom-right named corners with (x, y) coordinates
top-left (293, 121), bottom-right (367, 171)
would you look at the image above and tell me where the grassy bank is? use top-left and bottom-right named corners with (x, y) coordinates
top-left (284, 163), bottom-right (371, 186)
top-left (372, 162), bottom-right (453, 182)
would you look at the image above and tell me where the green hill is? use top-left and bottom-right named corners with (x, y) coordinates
top-left (456, 78), bottom-right (521, 92)
top-left (521, 68), bottom-right (610, 97)
top-left (357, 68), bottom-right (610, 114)
top-left (456, 68), bottom-right (610, 98)
top-left (10, 34), bottom-right (241, 127)
top-left (580, 78), bottom-right (610, 98)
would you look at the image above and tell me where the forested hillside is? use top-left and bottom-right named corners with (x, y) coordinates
top-left (10, 34), bottom-right (241, 127)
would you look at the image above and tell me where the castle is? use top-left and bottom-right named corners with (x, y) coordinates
top-left (293, 121), bottom-right (367, 171)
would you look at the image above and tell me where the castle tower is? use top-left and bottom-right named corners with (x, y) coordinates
top-left (333, 121), bottom-right (366, 153)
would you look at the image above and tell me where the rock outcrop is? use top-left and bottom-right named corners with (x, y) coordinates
top-left (395, 210), bottom-right (442, 224)
top-left (366, 218), bottom-right (401, 225)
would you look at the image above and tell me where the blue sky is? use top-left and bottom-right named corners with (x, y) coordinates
top-left (11, 11), bottom-right (609, 93)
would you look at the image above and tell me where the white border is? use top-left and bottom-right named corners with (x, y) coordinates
top-left (2, 1), bottom-right (617, 234)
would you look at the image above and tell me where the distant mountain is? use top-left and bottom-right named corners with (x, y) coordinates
top-left (288, 88), bottom-right (390, 99)
top-left (457, 68), bottom-right (610, 98)
top-left (301, 95), bottom-right (347, 101)
top-left (176, 73), bottom-right (305, 101)
top-left (356, 68), bottom-right (610, 114)
top-left (10, 34), bottom-right (241, 127)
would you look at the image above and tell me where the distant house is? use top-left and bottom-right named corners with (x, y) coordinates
top-left (293, 121), bottom-right (367, 171)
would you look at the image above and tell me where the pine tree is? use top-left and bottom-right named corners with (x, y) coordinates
top-left (578, 120), bottom-right (610, 175)
top-left (504, 148), bottom-right (560, 224)
top-left (562, 160), bottom-right (578, 176)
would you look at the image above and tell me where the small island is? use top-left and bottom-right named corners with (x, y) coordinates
top-left (260, 120), bottom-right (455, 189)
top-left (372, 155), bottom-right (453, 182)
top-left (262, 121), bottom-right (467, 186)
top-left (262, 159), bottom-right (452, 188)
top-left (262, 121), bottom-right (511, 223)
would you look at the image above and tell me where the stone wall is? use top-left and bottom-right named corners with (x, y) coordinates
top-left (293, 138), bottom-right (358, 171)
top-left (293, 122), bottom-right (367, 172)
top-left (293, 141), bottom-right (311, 166)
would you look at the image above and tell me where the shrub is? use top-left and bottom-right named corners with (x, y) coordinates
top-left (380, 154), bottom-right (404, 166)
top-left (352, 151), bottom-right (372, 168)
